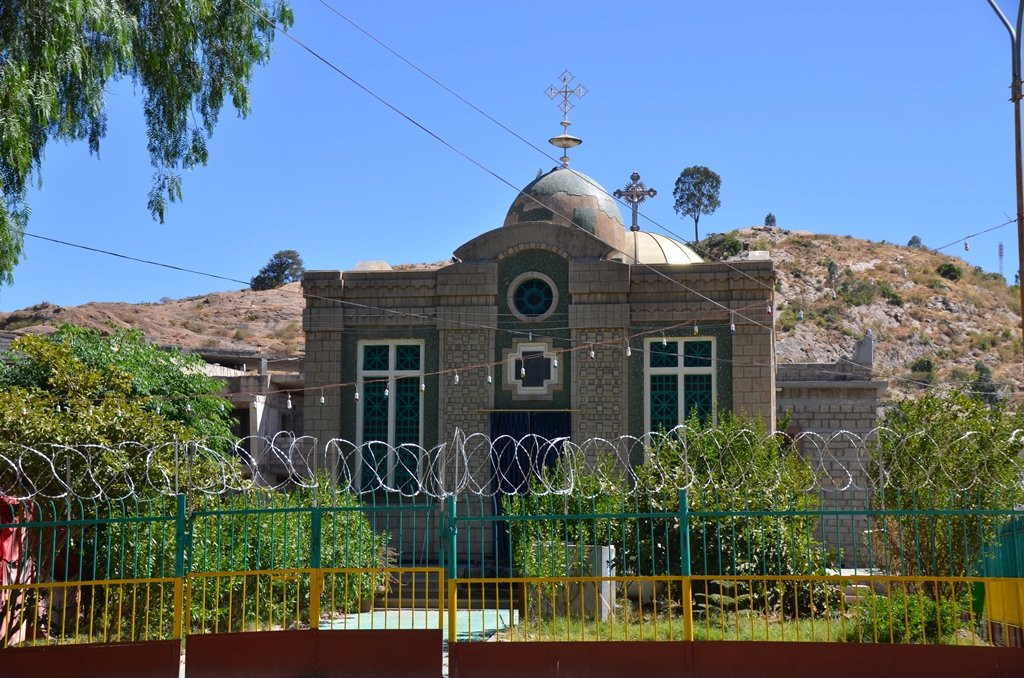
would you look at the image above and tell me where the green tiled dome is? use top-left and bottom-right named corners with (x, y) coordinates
top-left (503, 167), bottom-right (626, 251)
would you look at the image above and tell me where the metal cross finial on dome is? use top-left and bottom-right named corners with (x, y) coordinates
top-left (545, 70), bottom-right (587, 167)
top-left (614, 171), bottom-right (657, 232)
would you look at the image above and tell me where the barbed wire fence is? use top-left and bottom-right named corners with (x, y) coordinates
top-left (1, 427), bottom-right (1022, 503)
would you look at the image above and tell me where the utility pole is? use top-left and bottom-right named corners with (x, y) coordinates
top-left (986, 0), bottom-right (1024, 347)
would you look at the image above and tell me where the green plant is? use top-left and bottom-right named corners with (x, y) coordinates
top-left (673, 166), bottom-right (721, 242)
top-left (251, 250), bottom-right (305, 291)
top-left (936, 263), bottom-right (962, 281)
top-left (871, 392), bottom-right (1024, 577)
top-left (845, 588), bottom-right (960, 644)
top-left (0, 1), bottom-right (294, 285)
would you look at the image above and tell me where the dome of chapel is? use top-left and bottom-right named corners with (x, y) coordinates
top-left (503, 167), bottom-right (626, 251)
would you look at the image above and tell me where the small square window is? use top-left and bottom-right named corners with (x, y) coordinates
top-left (649, 341), bottom-right (678, 368)
top-left (683, 341), bottom-right (712, 368)
top-left (396, 345), bottom-right (421, 371)
top-left (363, 345), bottom-right (389, 371)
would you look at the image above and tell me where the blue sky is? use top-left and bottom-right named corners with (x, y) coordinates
top-left (5, 1), bottom-right (1021, 311)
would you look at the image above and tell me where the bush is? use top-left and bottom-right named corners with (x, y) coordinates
top-left (936, 263), bottom-right (962, 281)
top-left (97, 480), bottom-right (390, 637)
top-left (504, 414), bottom-right (839, 618)
top-left (871, 392), bottom-right (1024, 577)
top-left (846, 588), bottom-right (960, 644)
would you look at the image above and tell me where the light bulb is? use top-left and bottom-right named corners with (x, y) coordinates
top-left (287, 394), bottom-right (293, 409)
top-left (116, 408), bottom-right (121, 417)
top-left (588, 348), bottom-right (596, 360)
top-left (354, 391), bottom-right (360, 402)
top-left (420, 382), bottom-right (425, 393)
top-left (767, 305), bottom-right (773, 315)
top-left (186, 403), bottom-right (192, 413)
top-left (454, 373), bottom-right (460, 385)
top-left (552, 359), bottom-right (558, 370)
top-left (729, 323), bottom-right (736, 335)
top-left (693, 322), bottom-right (699, 335)
top-left (486, 373), bottom-right (493, 384)
top-left (156, 405), bottom-right (161, 414)
top-left (320, 394), bottom-right (326, 406)
top-left (626, 345), bottom-right (632, 357)
top-left (21, 406), bottom-right (27, 416)
top-left (528, 331), bottom-right (533, 341)
top-left (383, 387), bottom-right (390, 398)
top-left (520, 366), bottom-right (526, 378)
top-left (56, 403), bottom-right (61, 413)
top-left (661, 334), bottom-right (667, 346)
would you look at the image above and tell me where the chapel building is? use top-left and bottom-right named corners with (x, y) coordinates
top-left (301, 157), bottom-right (776, 490)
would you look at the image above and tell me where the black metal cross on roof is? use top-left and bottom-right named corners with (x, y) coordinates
top-left (614, 172), bottom-right (657, 232)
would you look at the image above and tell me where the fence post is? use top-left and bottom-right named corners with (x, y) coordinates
top-left (174, 492), bottom-right (187, 640)
top-left (679, 488), bottom-right (694, 641)
top-left (175, 493), bottom-right (187, 578)
top-left (445, 495), bottom-right (458, 581)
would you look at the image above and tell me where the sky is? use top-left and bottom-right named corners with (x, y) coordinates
top-left (4, 1), bottom-right (1023, 311)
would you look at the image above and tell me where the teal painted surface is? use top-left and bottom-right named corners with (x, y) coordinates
top-left (494, 250), bottom-right (571, 410)
top-left (340, 329), bottom-right (438, 446)
top-left (985, 517), bottom-right (1024, 577)
top-left (627, 327), bottom-right (733, 440)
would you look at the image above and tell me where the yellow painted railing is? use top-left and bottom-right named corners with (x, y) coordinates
top-left (0, 577), bottom-right (181, 647)
top-left (447, 574), bottom-right (1024, 646)
top-left (3, 571), bottom-right (1022, 650)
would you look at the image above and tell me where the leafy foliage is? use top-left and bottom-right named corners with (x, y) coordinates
top-left (504, 414), bottom-right (836, 617)
top-left (871, 392), bottom-right (1024, 577)
top-left (907, 235), bottom-right (924, 248)
top-left (95, 481), bottom-right (390, 638)
top-left (0, 324), bottom-right (234, 492)
top-left (673, 166), bottom-right (721, 242)
top-left (971, 361), bottom-right (1003, 406)
top-left (251, 249), bottom-right (305, 291)
top-left (764, 212), bottom-right (776, 227)
top-left (936, 262), bottom-right (962, 281)
top-left (846, 588), bottom-right (960, 644)
top-left (0, 0), bottom-right (293, 284)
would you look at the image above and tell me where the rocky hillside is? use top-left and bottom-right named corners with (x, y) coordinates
top-left (711, 227), bottom-right (1022, 398)
top-left (0, 283), bottom-right (306, 356)
top-left (0, 231), bottom-right (1020, 398)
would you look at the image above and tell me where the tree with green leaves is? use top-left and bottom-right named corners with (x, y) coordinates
top-left (871, 391), bottom-right (1023, 577)
top-left (673, 166), bottom-right (721, 242)
top-left (251, 249), bottom-right (304, 290)
top-left (764, 212), bottom-right (776, 227)
top-left (0, 1), bottom-right (293, 286)
top-left (0, 324), bottom-right (235, 493)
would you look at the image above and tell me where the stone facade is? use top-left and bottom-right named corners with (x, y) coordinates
top-left (776, 335), bottom-right (888, 567)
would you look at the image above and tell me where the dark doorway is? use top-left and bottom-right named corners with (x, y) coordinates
top-left (489, 411), bottom-right (571, 570)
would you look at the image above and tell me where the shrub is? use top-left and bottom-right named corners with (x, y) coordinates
top-left (97, 480), bottom-right (390, 637)
top-left (505, 415), bottom-right (839, 618)
top-left (907, 235), bottom-right (923, 248)
top-left (936, 263), bottom-right (962, 281)
top-left (845, 588), bottom-right (959, 644)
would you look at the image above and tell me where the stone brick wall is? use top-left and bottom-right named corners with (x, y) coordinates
top-left (776, 336), bottom-right (887, 567)
top-left (302, 271), bottom-right (345, 452)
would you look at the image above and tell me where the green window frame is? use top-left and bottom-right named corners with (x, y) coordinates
top-left (644, 337), bottom-right (715, 433)
top-left (357, 341), bottom-right (424, 491)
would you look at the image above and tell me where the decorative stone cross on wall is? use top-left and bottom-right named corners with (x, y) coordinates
top-left (614, 172), bottom-right (657, 232)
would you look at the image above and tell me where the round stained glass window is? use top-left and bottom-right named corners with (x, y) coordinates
top-left (513, 278), bottom-right (554, 318)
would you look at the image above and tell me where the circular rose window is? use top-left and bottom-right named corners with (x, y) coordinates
top-left (511, 276), bottom-right (556, 320)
